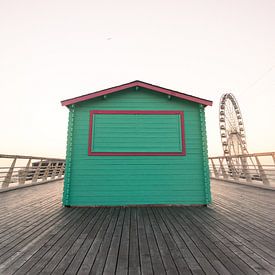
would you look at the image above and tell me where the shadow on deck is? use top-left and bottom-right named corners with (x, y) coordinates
top-left (0, 180), bottom-right (274, 274)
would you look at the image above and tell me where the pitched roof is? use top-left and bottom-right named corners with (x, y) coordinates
top-left (61, 80), bottom-right (212, 107)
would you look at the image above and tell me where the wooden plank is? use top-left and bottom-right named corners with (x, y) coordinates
top-left (116, 208), bottom-right (130, 275)
top-left (151, 208), bottom-right (192, 274)
top-left (128, 208), bottom-right (141, 275)
top-left (156, 208), bottom-right (204, 275)
top-left (197, 209), bottom-right (275, 273)
top-left (213, 200), bottom-right (275, 241)
top-left (0, 204), bottom-right (69, 265)
top-left (52, 209), bottom-right (109, 274)
top-left (213, 193), bottom-right (275, 232)
top-left (69, 208), bottom-right (113, 274)
top-left (211, 202), bottom-right (275, 253)
top-left (0, 198), bottom-right (58, 237)
top-left (136, 208), bottom-right (153, 275)
top-left (163, 208), bottom-right (219, 275)
top-left (183, 208), bottom-right (259, 274)
top-left (88, 208), bottom-right (120, 275)
top-left (179, 207), bottom-right (246, 275)
top-left (146, 207), bottom-right (179, 274)
top-left (3, 208), bottom-right (81, 274)
top-left (142, 207), bottom-right (166, 274)
top-left (213, 190), bottom-right (275, 231)
top-left (44, 208), bottom-right (106, 274)
top-left (0, 179), bottom-right (274, 275)
top-left (0, 201), bottom-right (61, 245)
top-left (21, 208), bottom-right (90, 274)
top-left (103, 208), bottom-right (126, 274)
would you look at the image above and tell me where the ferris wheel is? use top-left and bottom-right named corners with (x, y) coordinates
top-left (219, 93), bottom-right (249, 172)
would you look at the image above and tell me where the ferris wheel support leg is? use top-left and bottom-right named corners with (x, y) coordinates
top-left (255, 156), bottom-right (270, 185)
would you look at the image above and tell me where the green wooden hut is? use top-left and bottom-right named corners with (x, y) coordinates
top-left (61, 80), bottom-right (212, 206)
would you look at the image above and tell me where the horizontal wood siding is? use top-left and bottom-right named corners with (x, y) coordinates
top-left (64, 87), bottom-right (210, 206)
top-left (91, 113), bottom-right (182, 153)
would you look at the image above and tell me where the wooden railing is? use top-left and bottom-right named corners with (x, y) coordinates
top-left (0, 154), bottom-right (65, 192)
top-left (209, 152), bottom-right (275, 189)
top-left (2, 152), bottom-right (274, 192)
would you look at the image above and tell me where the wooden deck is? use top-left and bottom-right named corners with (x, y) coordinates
top-left (0, 180), bottom-right (274, 275)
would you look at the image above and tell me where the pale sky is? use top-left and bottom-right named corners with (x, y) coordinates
top-left (0, 0), bottom-right (274, 158)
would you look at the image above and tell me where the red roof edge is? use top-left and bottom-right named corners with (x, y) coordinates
top-left (61, 80), bottom-right (213, 107)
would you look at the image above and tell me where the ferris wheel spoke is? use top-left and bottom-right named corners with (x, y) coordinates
top-left (220, 93), bottom-right (248, 160)
top-left (225, 104), bottom-right (235, 126)
top-left (226, 118), bottom-right (233, 132)
top-left (224, 113), bottom-right (235, 130)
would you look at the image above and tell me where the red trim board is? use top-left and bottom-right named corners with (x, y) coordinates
top-left (61, 80), bottom-right (212, 107)
top-left (88, 110), bottom-right (186, 156)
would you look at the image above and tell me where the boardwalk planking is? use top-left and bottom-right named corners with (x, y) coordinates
top-left (0, 179), bottom-right (275, 274)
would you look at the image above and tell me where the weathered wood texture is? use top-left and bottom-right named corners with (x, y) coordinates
top-left (0, 179), bottom-right (274, 274)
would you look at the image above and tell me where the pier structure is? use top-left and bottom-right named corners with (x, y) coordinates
top-left (0, 152), bottom-right (274, 274)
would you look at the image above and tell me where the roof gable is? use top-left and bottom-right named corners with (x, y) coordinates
top-left (61, 80), bottom-right (212, 107)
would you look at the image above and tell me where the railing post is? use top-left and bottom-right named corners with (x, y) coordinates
top-left (32, 159), bottom-right (43, 183)
top-left (227, 157), bottom-right (238, 180)
top-left (219, 158), bottom-right (228, 179)
top-left (210, 159), bottom-right (219, 178)
top-left (42, 161), bottom-right (52, 181)
top-left (240, 156), bottom-right (252, 183)
top-left (19, 158), bottom-right (32, 184)
top-left (2, 157), bottom-right (17, 188)
top-left (255, 156), bottom-right (270, 185)
top-left (57, 162), bottom-right (65, 178)
top-left (272, 153), bottom-right (275, 166)
top-left (51, 162), bottom-right (59, 180)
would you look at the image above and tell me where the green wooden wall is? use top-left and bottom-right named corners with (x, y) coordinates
top-left (63, 87), bottom-right (211, 206)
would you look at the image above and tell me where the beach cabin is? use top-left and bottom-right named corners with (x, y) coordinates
top-left (61, 80), bottom-right (213, 206)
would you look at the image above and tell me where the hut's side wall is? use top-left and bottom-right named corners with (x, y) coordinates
top-left (63, 87), bottom-right (211, 206)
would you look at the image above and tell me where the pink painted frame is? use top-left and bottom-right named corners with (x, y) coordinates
top-left (61, 80), bottom-right (212, 107)
top-left (88, 110), bottom-right (186, 156)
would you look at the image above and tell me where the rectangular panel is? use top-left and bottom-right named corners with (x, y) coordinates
top-left (88, 110), bottom-right (185, 156)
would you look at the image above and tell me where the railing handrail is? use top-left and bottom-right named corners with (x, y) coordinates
top-left (0, 154), bottom-right (65, 161)
top-left (209, 151), bottom-right (275, 159)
